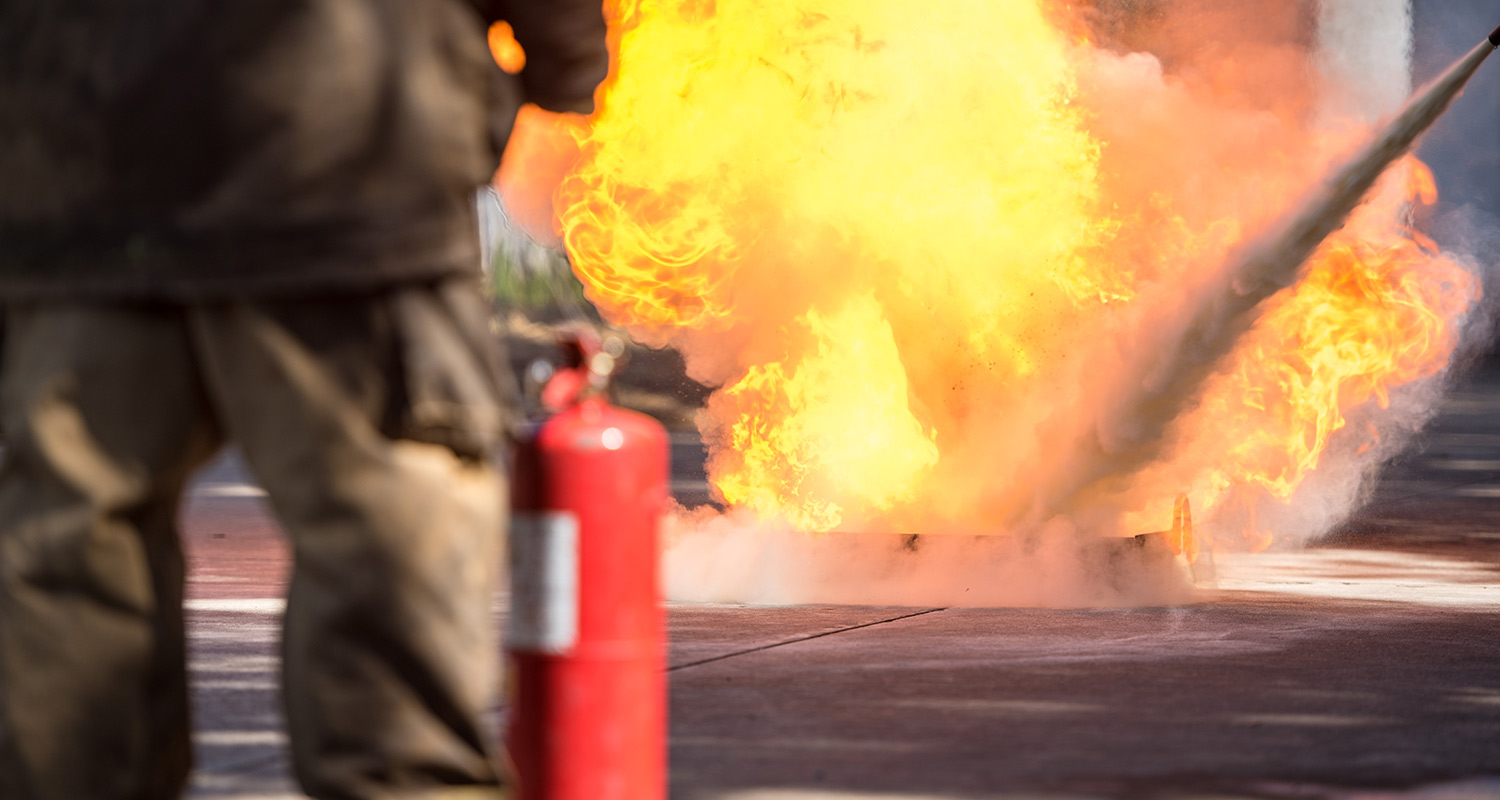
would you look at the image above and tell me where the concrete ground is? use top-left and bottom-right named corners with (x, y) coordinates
top-left (180, 376), bottom-right (1500, 799)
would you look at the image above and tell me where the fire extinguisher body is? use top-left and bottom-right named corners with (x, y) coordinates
top-left (508, 396), bottom-right (668, 800)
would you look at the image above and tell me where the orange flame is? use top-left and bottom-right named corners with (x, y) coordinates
top-left (1198, 161), bottom-right (1476, 511)
top-left (520, 0), bottom-right (1479, 541)
top-left (487, 21), bottom-right (526, 74)
top-left (495, 105), bottom-right (585, 246)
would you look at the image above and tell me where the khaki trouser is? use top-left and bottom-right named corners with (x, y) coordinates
top-left (0, 280), bottom-right (510, 799)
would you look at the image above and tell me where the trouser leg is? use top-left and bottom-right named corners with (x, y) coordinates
top-left (0, 304), bottom-right (222, 800)
top-left (189, 287), bottom-right (506, 799)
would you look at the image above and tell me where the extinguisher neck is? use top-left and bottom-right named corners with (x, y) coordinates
top-left (539, 329), bottom-right (623, 414)
top-left (577, 394), bottom-right (609, 421)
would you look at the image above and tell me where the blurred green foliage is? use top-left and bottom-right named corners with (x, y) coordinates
top-left (487, 248), bottom-right (598, 321)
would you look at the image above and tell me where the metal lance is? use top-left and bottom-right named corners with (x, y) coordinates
top-left (1046, 23), bottom-right (1500, 517)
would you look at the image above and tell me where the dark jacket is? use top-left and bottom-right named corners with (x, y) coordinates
top-left (0, 0), bottom-right (607, 299)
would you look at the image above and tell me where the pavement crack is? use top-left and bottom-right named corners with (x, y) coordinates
top-left (668, 607), bottom-right (947, 672)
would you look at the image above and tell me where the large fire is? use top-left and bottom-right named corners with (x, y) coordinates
top-left (499, 0), bottom-right (1481, 552)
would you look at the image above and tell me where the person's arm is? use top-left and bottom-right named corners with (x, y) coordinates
top-left (469, 0), bottom-right (609, 114)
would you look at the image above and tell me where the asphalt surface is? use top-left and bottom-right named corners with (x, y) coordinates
top-left (179, 375), bottom-right (1500, 799)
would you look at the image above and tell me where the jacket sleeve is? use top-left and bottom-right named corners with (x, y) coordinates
top-left (468, 0), bottom-right (609, 114)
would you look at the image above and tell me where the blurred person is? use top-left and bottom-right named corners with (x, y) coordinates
top-left (0, 1), bottom-right (606, 798)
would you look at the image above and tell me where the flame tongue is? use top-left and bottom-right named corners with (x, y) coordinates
top-left (545, 1), bottom-right (1484, 543)
top-left (710, 295), bottom-right (939, 531)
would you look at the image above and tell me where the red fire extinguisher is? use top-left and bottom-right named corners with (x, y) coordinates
top-left (507, 330), bottom-right (669, 800)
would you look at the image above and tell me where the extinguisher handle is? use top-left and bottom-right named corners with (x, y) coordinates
top-left (541, 329), bottom-right (629, 411)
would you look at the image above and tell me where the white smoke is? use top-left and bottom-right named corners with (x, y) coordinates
top-left (663, 506), bottom-right (1198, 608)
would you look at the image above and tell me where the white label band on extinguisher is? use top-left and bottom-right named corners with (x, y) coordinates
top-left (507, 511), bottom-right (579, 654)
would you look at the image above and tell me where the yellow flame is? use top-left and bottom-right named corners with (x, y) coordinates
top-left (559, 0), bottom-right (1124, 529)
top-left (560, 0), bottom-right (1116, 334)
top-left (543, 0), bottom-right (1479, 538)
top-left (710, 295), bottom-right (939, 530)
top-left (1210, 166), bottom-right (1477, 501)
